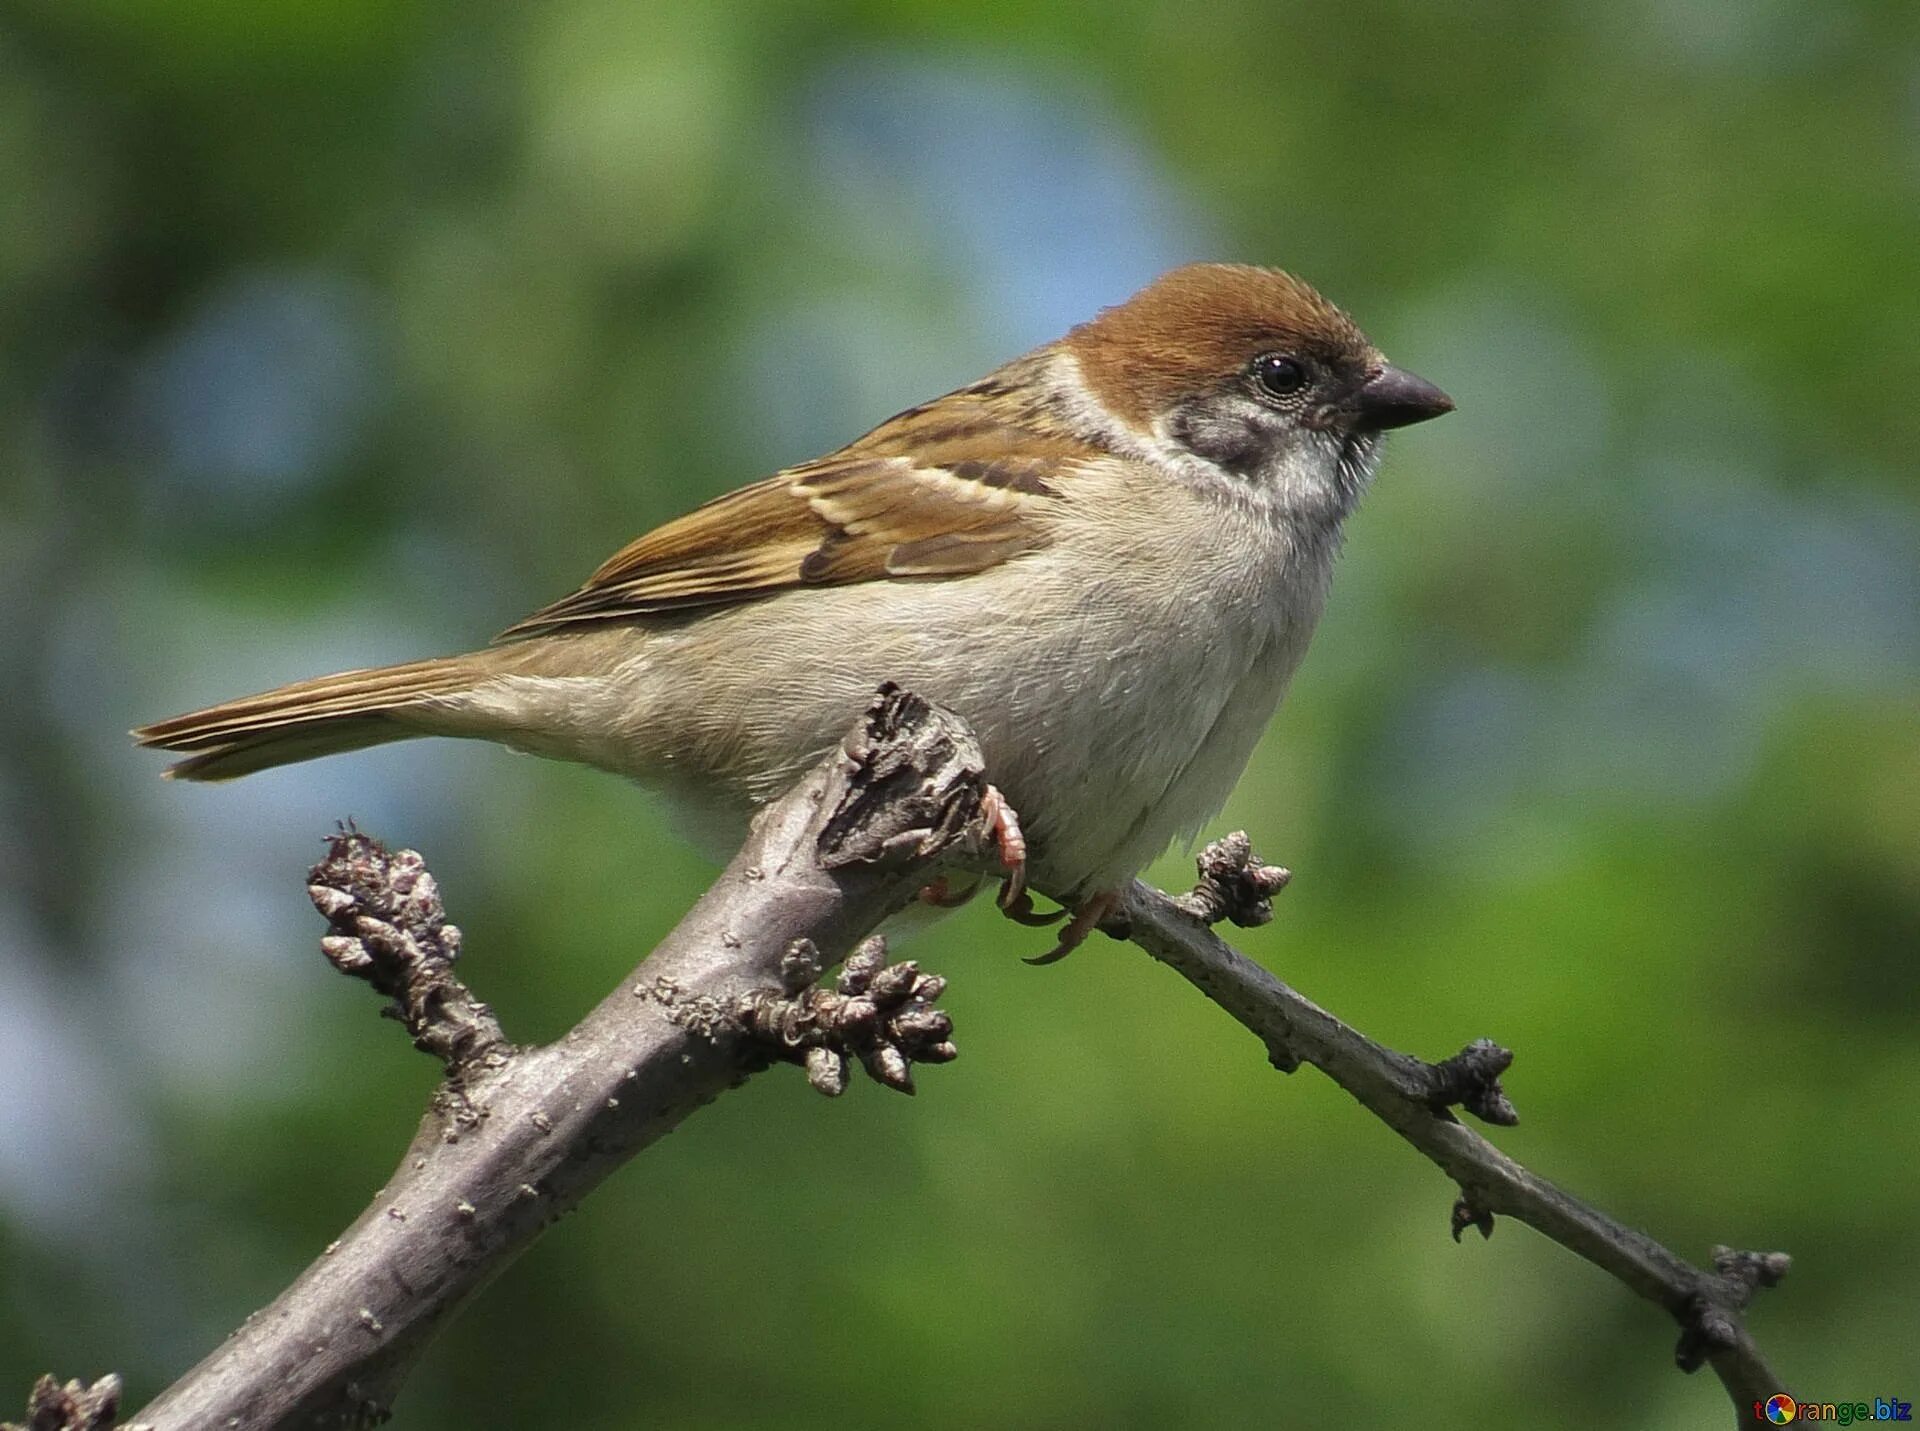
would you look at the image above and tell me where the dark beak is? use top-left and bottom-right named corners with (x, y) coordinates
top-left (1355, 364), bottom-right (1454, 431)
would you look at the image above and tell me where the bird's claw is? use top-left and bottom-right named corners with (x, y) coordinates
top-left (1023, 887), bottom-right (1125, 967)
top-left (1000, 887), bottom-right (1067, 927)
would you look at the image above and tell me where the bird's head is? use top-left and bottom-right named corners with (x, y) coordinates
top-left (1063, 263), bottom-right (1452, 520)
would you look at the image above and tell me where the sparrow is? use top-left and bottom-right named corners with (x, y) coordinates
top-left (135, 263), bottom-right (1452, 962)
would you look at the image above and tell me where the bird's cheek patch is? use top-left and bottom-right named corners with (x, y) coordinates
top-left (1168, 397), bottom-right (1273, 476)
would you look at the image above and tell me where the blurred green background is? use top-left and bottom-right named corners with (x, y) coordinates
top-left (1, 1), bottom-right (1915, 1426)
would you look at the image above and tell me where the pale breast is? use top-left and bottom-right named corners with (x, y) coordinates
top-left (973, 465), bottom-right (1332, 894)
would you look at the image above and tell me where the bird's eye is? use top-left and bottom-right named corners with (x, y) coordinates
top-left (1251, 353), bottom-right (1309, 399)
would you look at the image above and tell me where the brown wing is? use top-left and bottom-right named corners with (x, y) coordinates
top-left (498, 389), bottom-right (1092, 639)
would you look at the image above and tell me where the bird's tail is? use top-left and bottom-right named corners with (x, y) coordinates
top-left (133, 654), bottom-right (495, 782)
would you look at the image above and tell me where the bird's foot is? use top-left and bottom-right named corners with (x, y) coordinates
top-left (964, 788), bottom-right (1116, 958)
top-left (1024, 887), bottom-right (1129, 967)
top-left (981, 784), bottom-right (1031, 912)
top-left (920, 784), bottom-right (1029, 914)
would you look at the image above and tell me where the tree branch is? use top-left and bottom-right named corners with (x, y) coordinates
top-left (10, 729), bottom-right (1802, 1429)
top-left (1118, 835), bottom-right (1794, 1428)
top-left (105, 684), bottom-right (988, 1430)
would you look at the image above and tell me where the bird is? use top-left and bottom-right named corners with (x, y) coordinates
top-left (135, 263), bottom-right (1453, 962)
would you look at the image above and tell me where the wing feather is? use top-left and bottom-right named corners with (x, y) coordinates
top-left (499, 390), bottom-right (1088, 639)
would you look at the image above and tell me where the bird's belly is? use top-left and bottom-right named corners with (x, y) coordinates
top-left (900, 571), bottom-right (1310, 899)
top-left (975, 630), bottom-right (1300, 898)
top-left (504, 542), bottom-right (1319, 902)
top-left (636, 646), bottom-right (1280, 901)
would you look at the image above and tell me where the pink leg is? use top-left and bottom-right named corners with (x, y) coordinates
top-left (980, 784), bottom-right (1030, 911)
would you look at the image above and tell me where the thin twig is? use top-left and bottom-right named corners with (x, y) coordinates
top-left (1120, 835), bottom-right (1794, 1427)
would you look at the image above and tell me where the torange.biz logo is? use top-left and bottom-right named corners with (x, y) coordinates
top-left (1755, 1393), bottom-right (1913, 1424)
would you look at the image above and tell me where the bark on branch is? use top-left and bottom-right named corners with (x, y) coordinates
top-left (10, 714), bottom-right (1802, 1429)
top-left (107, 684), bottom-right (988, 1430)
top-left (1119, 835), bottom-right (1795, 1428)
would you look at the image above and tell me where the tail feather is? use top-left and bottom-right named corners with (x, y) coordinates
top-left (134, 655), bottom-right (486, 782)
top-left (151, 717), bottom-right (415, 782)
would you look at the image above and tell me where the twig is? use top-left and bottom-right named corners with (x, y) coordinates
top-left (731, 935), bottom-right (957, 1095)
top-left (110, 684), bottom-right (984, 1430)
top-left (308, 828), bottom-right (508, 1080)
top-left (1168, 830), bottom-right (1291, 928)
top-left (1, 1376), bottom-right (141, 1431)
top-left (1121, 834), bottom-right (1794, 1427)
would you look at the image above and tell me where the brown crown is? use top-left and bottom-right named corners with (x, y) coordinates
top-left (1062, 263), bottom-right (1376, 431)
